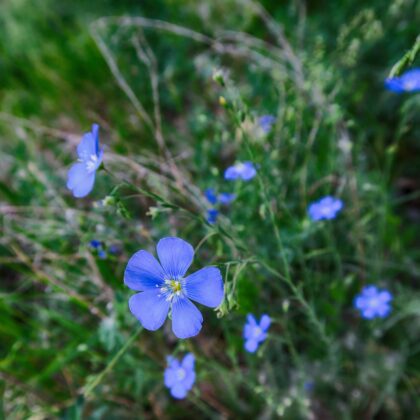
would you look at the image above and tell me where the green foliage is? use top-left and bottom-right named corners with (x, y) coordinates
top-left (0, 0), bottom-right (419, 418)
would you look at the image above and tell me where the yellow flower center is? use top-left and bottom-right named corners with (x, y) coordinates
top-left (170, 280), bottom-right (182, 293)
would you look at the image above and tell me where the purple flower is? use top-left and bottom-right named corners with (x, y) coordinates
top-left (354, 285), bottom-right (393, 319)
top-left (308, 196), bottom-right (343, 221)
top-left (258, 115), bottom-right (276, 133)
top-left (243, 314), bottom-right (271, 353)
top-left (224, 162), bottom-right (257, 181)
top-left (385, 68), bottom-right (420, 93)
top-left (98, 250), bottom-right (107, 259)
top-left (207, 208), bottom-right (219, 224)
top-left (124, 237), bottom-right (224, 339)
top-left (67, 124), bottom-right (103, 198)
top-left (164, 353), bottom-right (195, 399)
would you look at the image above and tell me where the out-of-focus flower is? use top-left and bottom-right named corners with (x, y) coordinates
top-left (224, 162), bottom-right (257, 181)
top-left (164, 353), bottom-right (195, 399)
top-left (98, 250), bottom-right (107, 259)
top-left (244, 314), bottom-right (271, 353)
top-left (385, 68), bottom-right (420, 93)
top-left (354, 285), bottom-right (393, 319)
top-left (125, 237), bottom-right (224, 339)
top-left (89, 240), bottom-right (102, 249)
top-left (218, 192), bottom-right (236, 205)
top-left (258, 115), bottom-right (276, 133)
top-left (67, 124), bottom-right (103, 198)
top-left (204, 188), bottom-right (218, 205)
top-left (308, 196), bottom-right (343, 221)
top-left (207, 208), bottom-right (219, 224)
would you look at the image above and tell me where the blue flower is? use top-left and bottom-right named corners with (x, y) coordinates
top-left (224, 162), bottom-right (257, 181)
top-left (164, 353), bottom-right (195, 399)
top-left (207, 208), bottom-right (219, 224)
top-left (67, 124), bottom-right (103, 198)
top-left (354, 285), bottom-right (393, 319)
top-left (125, 237), bottom-right (224, 339)
top-left (385, 68), bottom-right (420, 93)
top-left (108, 244), bottom-right (121, 255)
top-left (205, 189), bottom-right (236, 206)
top-left (98, 250), bottom-right (107, 259)
top-left (243, 314), bottom-right (271, 353)
top-left (204, 188), bottom-right (218, 205)
top-left (258, 115), bottom-right (276, 133)
top-left (89, 239), bottom-right (102, 249)
top-left (308, 196), bottom-right (343, 221)
top-left (218, 192), bottom-right (236, 205)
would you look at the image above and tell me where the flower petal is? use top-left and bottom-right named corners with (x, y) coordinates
top-left (259, 315), bottom-right (271, 331)
top-left (184, 267), bottom-right (224, 308)
top-left (224, 166), bottom-right (239, 180)
top-left (157, 237), bottom-right (194, 279)
top-left (245, 339), bottom-right (258, 353)
top-left (182, 370), bottom-right (195, 390)
top-left (128, 290), bottom-right (169, 331)
top-left (171, 297), bottom-right (203, 339)
top-left (77, 124), bottom-right (99, 161)
top-left (124, 250), bottom-right (165, 291)
top-left (164, 367), bottom-right (178, 388)
top-left (66, 162), bottom-right (95, 198)
top-left (181, 353), bottom-right (195, 370)
top-left (240, 162), bottom-right (257, 180)
top-left (170, 383), bottom-right (188, 399)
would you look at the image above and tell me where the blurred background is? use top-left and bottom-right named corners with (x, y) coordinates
top-left (0, 0), bottom-right (419, 418)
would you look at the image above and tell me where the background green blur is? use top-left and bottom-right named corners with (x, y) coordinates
top-left (0, 0), bottom-right (419, 418)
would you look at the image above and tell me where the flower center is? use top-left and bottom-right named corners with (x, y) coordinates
top-left (160, 279), bottom-right (184, 301)
top-left (86, 154), bottom-right (99, 173)
top-left (253, 326), bottom-right (262, 338)
top-left (176, 368), bottom-right (186, 381)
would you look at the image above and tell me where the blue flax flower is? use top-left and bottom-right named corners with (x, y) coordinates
top-left (207, 208), bottom-right (219, 224)
top-left (218, 192), bottom-right (236, 205)
top-left (258, 115), bottom-right (276, 133)
top-left (89, 239), bottom-right (102, 249)
top-left (224, 161), bottom-right (257, 181)
top-left (385, 68), bottom-right (420, 93)
top-left (204, 188), bottom-right (218, 205)
top-left (243, 314), bottom-right (271, 353)
top-left (67, 124), bottom-right (103, 198)
top-left (354, 285), bottom-right (393, 319)
top-left (164, 353), bottom-right (196, 399)
top-left (205, 188), bottom-right (236, 206)
top-left (125, 237), bottom-right (224, 339)
top-left (308, 196), bottom-right (343, 221)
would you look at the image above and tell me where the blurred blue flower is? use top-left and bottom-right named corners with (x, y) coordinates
top-left (164, 353), bottom-right (195, 399)
top-left (204, 188), bottom-right (218, 205)
top-left (258, 115), bottom-right (276, 133)
top-left (354, 285), bottom-right (393, 319)
top-left (98, 250), bottom-right (107, 259)
top-left (385, 68), bottom-right (420, 93)
top-left (207, 208), bottom-right (219, 224)
top-left (218, 192), bottom-right (236, 205)
top-left (125, 237), bottom-right (224, 339)
top-left (224, 162), bottom-right (257, 181)
top-left (89, 239), bottom-right (102, 249)
top-left (308, 196), bottom-right (343, 221)
top-left (67, 124), bottom-right (103, 198)
top-left (205, 188), bottom-right (236, 206)
top-left (108, 244), bottom-right (121, 255)
top-left (244, 314), bottom-right (271, 353)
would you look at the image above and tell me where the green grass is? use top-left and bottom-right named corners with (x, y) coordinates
top-left (0, 0), bottom-right (419, 418)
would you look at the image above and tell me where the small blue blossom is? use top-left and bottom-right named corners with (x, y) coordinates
top-left (224, 161), bottom-right (257, 181)
top-left (308, 196), bottom-right (343, 221)
top-left (89, 239), bottom-right (102, 249)
top-left (205, 189), bottom-right (236, 206)
top-left (164, 353), bottom-right (195, 399)
top-left (125, 237), bottom-right (224, 339)
top-left (218, 192), bottom-right (236, 205)
top-left (204, 188), bottom-right (218, 205)
top-left (243, 314), bottom-right (271, 353)
top-left (258, 115), bottom-right (276, 133)
top-left (67, 124), bottom-right (103, 198)
top-left (207, 208), bottom-right (219, 224)
top-left (108, 244), bottom-right (121, 255)
top-left (98, 250), bottom-right (107, 259)
top-left (385, 68), bottom-right (420, 93)
top-left (354, 285), bottom-right (393, 319)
